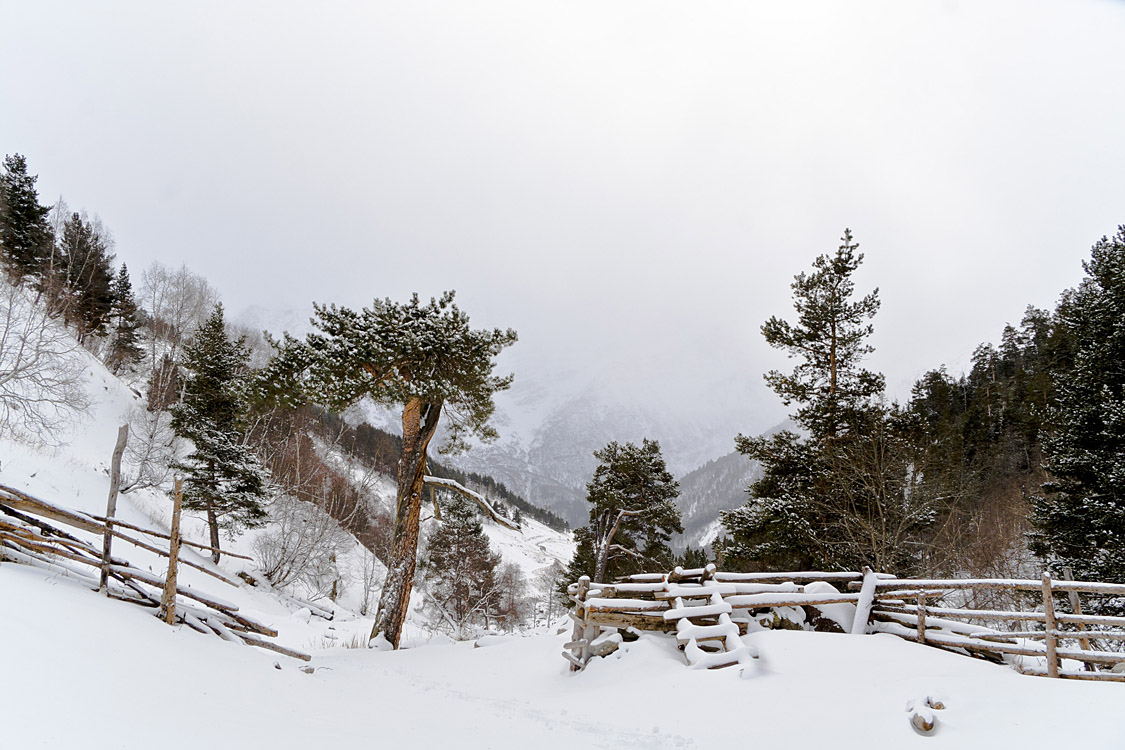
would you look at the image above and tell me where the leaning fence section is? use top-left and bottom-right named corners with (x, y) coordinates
top-left (565, 565), bottom-right (1125, 681)
top-left (0, 482), bottom-right (309, 662)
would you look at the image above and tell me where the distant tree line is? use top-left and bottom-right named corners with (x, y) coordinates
top-left (312, 409), bottom-right (569, 532)
top-left (1, 153), bottom-right (144, 374)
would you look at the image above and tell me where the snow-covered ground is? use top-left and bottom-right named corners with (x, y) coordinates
top-left (4, 559), bottom-right (1124, 749)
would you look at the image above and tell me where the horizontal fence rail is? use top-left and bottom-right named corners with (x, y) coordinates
top-left (564, 565), bottom-right (1125, 681)
top-left (0, 483), bottom-right (309, 662)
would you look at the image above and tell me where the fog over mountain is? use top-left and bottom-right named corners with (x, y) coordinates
top-left (5, 2), bottom-right (1123, 431)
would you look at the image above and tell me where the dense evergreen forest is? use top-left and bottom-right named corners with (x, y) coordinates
top-left (718, 227), bottom-right (1125, 598)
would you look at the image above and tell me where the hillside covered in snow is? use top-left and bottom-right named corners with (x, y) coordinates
top-left (3, 278), bottom-right (1125, 750)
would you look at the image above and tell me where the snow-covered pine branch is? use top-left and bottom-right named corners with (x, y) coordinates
top-left (423, 475), bottom-right (519, 531)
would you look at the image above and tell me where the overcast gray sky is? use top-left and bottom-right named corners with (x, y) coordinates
top-left (3, 0), bottom-right (1125, 433)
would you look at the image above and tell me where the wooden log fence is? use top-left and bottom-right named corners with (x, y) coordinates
top-left (0, 483), bottom-right (306, 661)
top-left (564, 566), bottom-right (1125, 681)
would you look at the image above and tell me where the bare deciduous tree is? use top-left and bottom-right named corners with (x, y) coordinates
top-left (0, 279), bottom-right (90, 444)
top-left (140, 262), bottom-right (218, 400)
top-left (120, 404), bottom-right (178, 493)
top-left (253, 492), bottom-right (352, 600)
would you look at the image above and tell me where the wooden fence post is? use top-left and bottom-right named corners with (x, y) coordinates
top-left (916, 593), bottom-right (927, 645)
top-left (851, 567), bottom-right (877, 635)
top-left (99, 424), bottom-right (129, 592)
top-left (565, 576), bottom-right (592, 672)
top-left (1063, 566), bottom-right (1097, 672)
top-left (1042, 571), bottom-right (1059, 678)
top-left (160, 478), bottom-right (184, 625)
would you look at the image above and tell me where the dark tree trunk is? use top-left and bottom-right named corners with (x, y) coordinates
top-left (371, 397), bottom-right (442, 647)
top-left (206, 504), bottom-right (221, 564)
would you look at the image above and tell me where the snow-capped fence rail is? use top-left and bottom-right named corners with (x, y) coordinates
top-left (565, 565), bottom-right (883, 671)
top-left (850, 572), bottom-right (1125, 682)
top-left (0, 482), bottom-right (310, 662)
top-left (565, 566), bottom-right (1125, 681)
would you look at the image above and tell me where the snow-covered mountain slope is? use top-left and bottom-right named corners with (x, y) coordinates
top-left (1, 292), bottom-right (573, 632)
top-left (675, 450), bottom-right (760, 550)
top-left (4, 313), bottom-right (1122, 747)
top-left (673, 419), bottom-right (798, 550)
top-left (441, 356), bottom-right (776, 528)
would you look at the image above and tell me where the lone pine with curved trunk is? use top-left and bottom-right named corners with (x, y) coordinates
top-left (258, 291), bottom-right (516, 648)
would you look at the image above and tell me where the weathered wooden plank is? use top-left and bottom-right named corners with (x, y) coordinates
top-left (88, 514), bottom-right (255, 561)
top-left (99, 424), bottom-right (129, 591)
top-left (110, 565), bottom-right (238, 613)
top-left (875, 604), bottom-right (1047, 622)
top-left (852, 577), bottom-right (1125, 597)
top-left (1063, 566), bottom-right (1096, 672)
top-left (562, 651), bottom-right (586, 670)
top-left (726, 594), bottom-right (861, 609)
top-left (917, 594), bottom-right (926, 645)
top-left (1042, 572), bottom-right (1059, 678)
top-left (585, 611), bottom-right (678, 631)
top-left (714, 571), bottom-right (870, 583)
top-left (0, 483), bottom-right (255, 563)
top-left (236, 633), bottom-right (311, 662)
top-left (974, 630), bottom-right (1125, 642)
top-left (160, 479), bottom-right (184, 625)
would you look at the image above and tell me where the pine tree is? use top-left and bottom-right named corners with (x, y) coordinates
top-left (560, 526), bottom-right (598, 600)
top-left (56, 212), bottom-right (115, 341)
top-left (106, 264), bottom-right (143, 373)
top-left (579, 439), bottom-right (681, 583)
top-left (172, 304), bottom-right (268, 562)
top-left (760, 228), bottom-right (883, 441)
top-left (257, 290), bottom-right (516, 648)
top-left (0, 154), bottom-right (52, 282)
top-left (423, 494), bottom-right (502, 637)
top-left (723, 231), bottom-right (933, 573)
top-left (1031, 227), bottom-right (1125, 584)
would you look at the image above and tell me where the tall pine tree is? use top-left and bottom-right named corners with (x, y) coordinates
top-left (56, 212), bottom-right (115, 342)
top-left (0, 154), bottom-right (52, 282)
top-left (172, 304), bottom-right (268, 562)
top-left (760, 228), bottom-right (884, 441)
top-left (722, 231), bottom-right (933, 573)
top-left (256, 290), bottom-right (516, 648)
top-left (106, 264), bottom-right (143, 373)
top-left (1031, 227), bottom-right (1125, 584)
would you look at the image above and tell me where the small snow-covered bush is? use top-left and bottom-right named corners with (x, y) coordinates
top-left (253, 493), bottom-right (351, 600)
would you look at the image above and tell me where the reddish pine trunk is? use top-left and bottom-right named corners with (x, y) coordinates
top-left (371, 397), bottom-right (442, 647)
